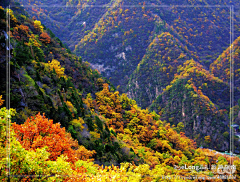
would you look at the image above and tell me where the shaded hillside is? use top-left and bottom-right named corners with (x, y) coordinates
top-left (11, 0), bottom-right (240, 152)
top-left (0, 3), bottom-right (114, 130)
top-left (210, 36), bottom-right (240, 91)
top-left (16, 0), bottom-right (240, 107)
top-left (0, 3), bottom-right (137, 166)
top-left (154, 1), bottom-right (240, 67)
top-left (127, 31), bottom-right (194, 108)
top-left (0, 3), bottom-right (199, 167)
top-left (149, 59), bottom-right (240, 151)
top-left (14, 0), bottom-right (114, 50)
top-left (210, 36), bottom-right (240, 128)
top-left (1, 5), bottom-right (240, 181)
top-left (74, 4), bottom-right (158, 91)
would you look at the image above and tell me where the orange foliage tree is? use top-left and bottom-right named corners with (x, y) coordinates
top-left (39, 32), bottom-right (51, 44)
top-left (0, 95), bottom-right (4, 106)
top-left (12, 113), bottom-right (95, 164)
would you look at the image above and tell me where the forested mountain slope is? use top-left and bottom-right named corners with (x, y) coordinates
top-left (210, 36), bottom-right (240, 128)
top-left (8, 0), bottom-right (240, 152)
top-left (1, 3), bottom-right (240, 181)
top-left (127, 31), bottom-right (194, 108)
top-left (210, 36), bottom-right (240, 91)
top-left (149, 59), bottom-right (240, 151)
top-left (15, 0), bottom-right (240, 101)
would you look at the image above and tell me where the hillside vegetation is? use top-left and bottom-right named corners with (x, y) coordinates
top-left (1, 4), bottom-right (240, 181)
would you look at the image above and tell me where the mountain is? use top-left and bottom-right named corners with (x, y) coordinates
top-left (0, 3), bottom-right (114, 130)
top-left (1, 3), bottom-right (240, 181)
top-left (210, 36), bottom-right (240, 92)
top-left (0, 2), bottom-right (133, 167)
top-left (74, 2), bottom-right (158, 91)
top-left (12, 0), bottom-right (240, 151)
top-left (210, 36), bottom-right (240, 127)
top-left (16, 0), bottom-right (240, 101)
top-left (0, 2), bottom-right (197, 167)
top-left (149, 59), bottom-right (240, 151)
top-left (127, 31), bottom-right (195, 108)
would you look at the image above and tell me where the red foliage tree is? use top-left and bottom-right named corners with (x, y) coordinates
top-left (12, 113), bottom-right (79, 163)
top-left (39, 32), bottom-right (51, 44)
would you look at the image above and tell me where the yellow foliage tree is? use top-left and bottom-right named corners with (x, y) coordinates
top-left (0, 95), bottom-right (4, 107)
top-left (45, 59), bottom-right (67, 79)
top-left (70, 117), bottom-right (85, 131)
top-left (34, 20), bottom-right (44, 32)
top-left (204, 135), bottom-right (211, 143)
top-left (65, 101), bottom-right (77, 117)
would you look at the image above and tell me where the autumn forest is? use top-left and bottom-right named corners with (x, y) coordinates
top-left (0, 0), bottom-right (240, 181)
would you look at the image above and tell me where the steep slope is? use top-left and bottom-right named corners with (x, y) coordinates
top-left (14, 0), bottom-right (114, 50)
top-left (16, 0), bottom-right (240, 66)
top-left (154, 1), bottom-right (240, 67)
top-left (1, 5), bottom-right (240, 181)
top-left (0, 4), bottom-right (196, 167)
top-left (210, 36), bottom-right (240, 91)
top-left (127, 32), bottom-right (195, 108)
top-left (0, 4), bottom-right (114, 129)
top-left (210, 36), bottom-right (240, 128)
top-left (74, 3), bottom-right (158, 92)
top-left (1, 3), bottom-right (135, 166)
top-left (149, 59), bottom-right (240, 151)
top-left (0, 5), bottom-right (199, 168)
top-left (15, 0), bottom-right (240, 109)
